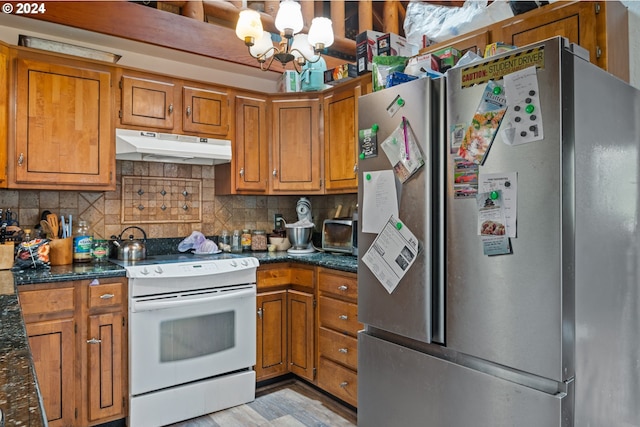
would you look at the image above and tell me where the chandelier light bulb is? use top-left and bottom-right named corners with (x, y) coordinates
top-left (236, 9), bottom-right (263, 45)
top-left (291, 33), bottom-right (318, 63)
top-left (275, 0), bottom-right (304, 37)
top-left (308, 17), bottom-right (334, 50)
top-left (250, 31), bottom-right (275, 60)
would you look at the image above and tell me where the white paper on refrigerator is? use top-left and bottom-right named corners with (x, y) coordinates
top-left (362, 170), bottom-right (399, 233)
top-left (362, 215), bottom-right (420, 294)
top-left (479, 172), bottom-right (517, 237)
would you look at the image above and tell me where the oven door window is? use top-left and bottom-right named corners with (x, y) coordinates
top-left (160, 311), bottom-right (235, 362)
top-left (130, 286), bottom-right (256, 396)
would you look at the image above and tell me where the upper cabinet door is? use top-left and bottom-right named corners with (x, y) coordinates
top-left (182, 86), bottom-right (229, 137)
top-left (13, 57), bottom-right (114, 190)
top-left (324, 83), bottom-right (360, 194)
top-left (271, 98), bottom-right (322, 194)
top-left (235, 95), bottom-right (268, 193)
top-left (120, 75), bottom-right (175, 129)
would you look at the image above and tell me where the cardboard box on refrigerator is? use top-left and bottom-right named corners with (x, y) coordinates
top-left (356, 30), bottom-right (386, 75)
top-left (376, 33), bottom-right (418, 58)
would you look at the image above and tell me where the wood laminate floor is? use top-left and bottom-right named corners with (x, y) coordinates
top-left (167, 380), bottom-right (357, 427)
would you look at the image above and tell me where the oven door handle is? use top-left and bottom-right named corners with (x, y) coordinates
top-left (131, 286), bottom-right (255, 313)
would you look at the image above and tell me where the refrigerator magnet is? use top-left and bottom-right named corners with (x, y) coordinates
top-left (359, 125), bottom-right (379, 159)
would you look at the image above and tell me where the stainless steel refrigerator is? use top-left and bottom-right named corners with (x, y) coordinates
top-left (357, 37), bottom-right (640, 426)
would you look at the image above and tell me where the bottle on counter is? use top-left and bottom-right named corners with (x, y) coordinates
top-left (73, 220), bottom-right (92, 263)
top-left (231, 229), bottom-right (242, 253)
top-left (241, 229), bottom-right (252, 252)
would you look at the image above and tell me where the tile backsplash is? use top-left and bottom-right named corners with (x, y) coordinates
top-left (0, 160), bottom-right (357, 241)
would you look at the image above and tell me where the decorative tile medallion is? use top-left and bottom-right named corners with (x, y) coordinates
top-left (121, 176), bottom-right (202, 224)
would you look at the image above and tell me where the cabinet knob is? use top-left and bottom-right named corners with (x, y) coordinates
top-left (99, 293), bottom-right (114, 299)
top-left (168, 104), bottom-right (174, 114)
top-left (239, 168), bottom-right (245, 177)
top-left (272, 169), bottom-right (278, 177)
top-left (186, 105), bottom-right (191, 117)
top-left (339, 381), bottom-right (348, 388)
top-left (338, 347), bottom-right (348, 354)
top-left (87, 338), bottom-right (102, 344)
top-left (338, 314), bottom-right (348, 320)
top-left (17, 153), bottom-right (24, 167)
top-left (337, 285), bottom-right (348, 291)
top-left (353, 164), bottom-right (358, 174)
top-left (257, 307), bottom-right (263, 318)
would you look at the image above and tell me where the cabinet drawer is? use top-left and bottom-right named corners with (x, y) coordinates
top-left (88, 282), bottom-right (124, 309)
top-left (19, 287), bottom-right (75, 316)
top-left (317, 357), bottom-right (357, 407)
top-left (319, 296), bottom-right (362, 336)
top-left (319, 327), bottom-right (358, 370)
top-left (318, 270), bottom-right (357, 300)
top-left (257, 267), bottom-right (290, 289)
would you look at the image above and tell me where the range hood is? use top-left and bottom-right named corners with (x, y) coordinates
top-left (115, 128), bottom-right (232, 165)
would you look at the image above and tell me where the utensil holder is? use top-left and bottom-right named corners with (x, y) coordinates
top-left (49, 237), bottom-right (73, 265)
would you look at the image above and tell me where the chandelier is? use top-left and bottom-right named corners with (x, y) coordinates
top-left (235, 0), bottom-right (334, 72)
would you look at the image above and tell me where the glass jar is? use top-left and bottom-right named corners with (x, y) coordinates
top-left (251, 230), bottom-right (267, 251)
top-left (241, 229), bottom-right (252, 252)
top-left (220, 229), bottom-right (230, 246)
top-left (73, 220), bottom-right (92, 263)
top-left (91, 239), bottom-right (109, 263)
top-left (231, 230), bottom-right (242, 253)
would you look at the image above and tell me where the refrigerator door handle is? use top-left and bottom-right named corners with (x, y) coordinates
top-left (432, 76), bottom-right (446, 344)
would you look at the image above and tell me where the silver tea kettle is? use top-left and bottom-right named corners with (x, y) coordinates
top-left (111, 226), bottom-right (147, 261)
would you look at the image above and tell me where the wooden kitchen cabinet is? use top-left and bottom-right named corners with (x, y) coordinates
top-left (120, 74), bottom-right (175, 129)
top-left (270, 97), bottom-right (322, 194)
top-left (119, 72), bottom-right (230, 137)
top-left (323, 80), bottom-right (360, 194)
top-left (256, 264), bottom-right (316, 383)
top-left (216, 93), bottom-right (269, 194)
top-left (317, 268), bottom-right (360, 407)
top-left (82, 280), bottom-right (127, 425)
top-left (19, 278), bottom-right (128, 427)
top-left (20, 286), bottom-right (76, 427)
top-left (421, 0), bottom-right (628, 82)
top-left (256, 290), bottom-right (288, 381)
top-left (11, 51), bottom-right (115, 190)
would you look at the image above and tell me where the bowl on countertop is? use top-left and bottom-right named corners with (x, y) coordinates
top-left (269, 236), bottom-right (291, 251)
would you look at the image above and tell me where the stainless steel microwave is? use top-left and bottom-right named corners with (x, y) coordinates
top-left (322, 219), bottom-right (357, 255)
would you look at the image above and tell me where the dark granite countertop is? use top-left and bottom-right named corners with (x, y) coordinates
top-left (0, 249), bottom-right (356, 426)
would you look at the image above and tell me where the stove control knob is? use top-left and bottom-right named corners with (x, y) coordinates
top-left (141, 268), bottom-right (150, 276)
top-left (230, 261), bottom-right (238, 268)
top-left (154, 266), bottom-right (164, 275)
top-left (241, 259), bottom-right (248, 266)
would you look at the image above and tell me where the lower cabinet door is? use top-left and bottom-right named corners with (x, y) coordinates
top-left (287, 290), bottom-right (314, 381)
top-left (256, 291), bottom-right (288, 381)
top-left (26, 318), bottom-right (76, 427)
top-left (87, 311), bottom-right (125, 422)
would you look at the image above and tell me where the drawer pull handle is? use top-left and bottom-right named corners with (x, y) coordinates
top-left (87, 338), bottom-right (102, 344)
top-left (337, 285), bottom-right (348, 291)
top-left (338, 348), bottom-right (348, 354)
top-left (338, 314), bottom-right (348, 320)
top-left (339, 381), bottom-right (348, 388)
top-left (100, 293), bottom-right (114, 299)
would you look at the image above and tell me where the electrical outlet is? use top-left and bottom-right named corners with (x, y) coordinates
top-left (274, 213), bottom-right (284, 230)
